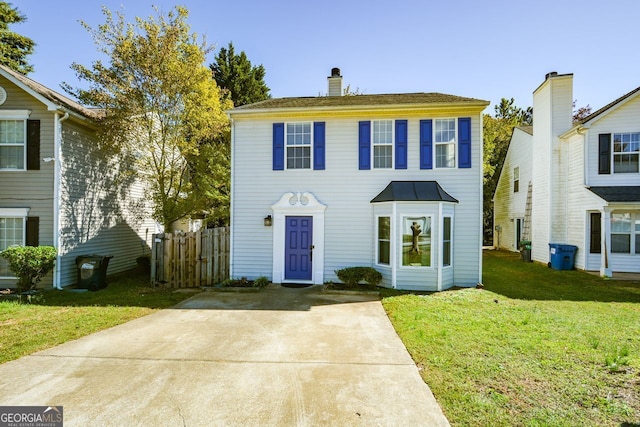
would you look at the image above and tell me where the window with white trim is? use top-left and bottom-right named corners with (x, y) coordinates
top-left (286, 122), bottom-right (311, 169)
top-left (435, 119), bottom-right (455, 168)
top-left (402, 216), bottom-right (431, 267)
top-left (0, 216), bottom-right (25, 277)
top-left (377, 216), bottom-right (390, 265)
top-left (443, 217), bottom-right (452, 266)
top-left (372, 120), bottom-right (393, 169)
top-left (613, 133), bottom-right (640, 173)
top-left (513, 167), bottom-right (520, 193)
top-left (0, 119), bottom-right (26, 170)
top-left (611, 212), bottom-right (640, 254)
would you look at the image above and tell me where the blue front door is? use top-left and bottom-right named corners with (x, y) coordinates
top-left (285, 216), bottom-right (313, 281)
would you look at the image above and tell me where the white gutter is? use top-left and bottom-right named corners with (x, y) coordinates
top-left (53, 112), bottom-right (69, 289)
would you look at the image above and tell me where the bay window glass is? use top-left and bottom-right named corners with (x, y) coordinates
top-left (611, 213), bottom-right (631, 253)
top-left (402, 216), bottom-right (431, 267)
top-left (443, 217), bottom-right (452, 266)
top-left (377, 216), bottom-right (390, 265)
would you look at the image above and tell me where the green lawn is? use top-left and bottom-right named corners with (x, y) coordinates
top-left (383, 250), bottom-right (640, 426)
top-left (0, 270), bottom-right (195, 364)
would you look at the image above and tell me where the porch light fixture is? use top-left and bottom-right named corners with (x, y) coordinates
top-left (264, 215), bottom-right (272, 227)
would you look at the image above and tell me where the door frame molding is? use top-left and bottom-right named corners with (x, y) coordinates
top-left (271, 192), bottom-right (326, 284)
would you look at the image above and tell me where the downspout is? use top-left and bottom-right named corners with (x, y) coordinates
top-left (53, 112), bottom-right (69, 290)
top-left (228, 116), bottom-right (235, 279)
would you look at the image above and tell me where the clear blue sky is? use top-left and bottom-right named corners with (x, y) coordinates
top-left (11, 0), bottom-right (640, 113)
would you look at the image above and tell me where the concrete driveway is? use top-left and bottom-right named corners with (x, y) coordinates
top-left (0, 284), bottom-right (449, 426)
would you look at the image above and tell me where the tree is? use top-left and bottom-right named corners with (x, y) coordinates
top-left (64, 6), bottom-right (232, 231)
top-left (0, 2), bottom-right (35, 74)
top-left (210, 42), bottom-right (270, 107)
top-left (573, 101), bottom-right (592, 123)
top-left (483, 98), bottom-right (532, 243)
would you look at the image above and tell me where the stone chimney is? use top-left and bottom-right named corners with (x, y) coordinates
top-left (327, 67), bottom-right (343, 96)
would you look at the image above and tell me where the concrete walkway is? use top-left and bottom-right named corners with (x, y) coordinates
top-left (0, 285), bottom-right (449, 426)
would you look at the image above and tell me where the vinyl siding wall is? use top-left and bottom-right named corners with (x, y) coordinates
top-left (58, 120), bottom-right (155, 286)
top-left (0, 76), bottom-right (55, 287)
top-left (493, 128), bottom-right (532, 251)
top-left (231, 112), bottom-right (483, 289)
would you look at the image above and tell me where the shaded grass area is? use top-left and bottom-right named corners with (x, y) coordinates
top-left (0, 269), bottom-right (195, 364)
top-left (383, 250), bottom-right (640, 426)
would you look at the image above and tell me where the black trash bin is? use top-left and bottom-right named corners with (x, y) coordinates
top-left (520, 240), bottom-right (532, 262)
top-left (76, 255), bottom-right (113, 291)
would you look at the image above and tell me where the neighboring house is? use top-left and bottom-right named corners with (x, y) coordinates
top-left (0, 64), bottom-right (156, 289)
top-left (493, 72), bottom-right (640, 276)
top-left (228, 68), bottom-right (489, 291)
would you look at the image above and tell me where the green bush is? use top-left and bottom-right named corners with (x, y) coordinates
top-left (335, 267), bottom-right (382, 287)
top-left (253, 277), bottom-right (269, 288)
top-left (0, 246), bottom-right (57, 293)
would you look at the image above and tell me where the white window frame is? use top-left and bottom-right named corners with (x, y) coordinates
top-left (513, 167), bottom-right (520, 193)
top-left (0, 208), bottom-right (29, 278)
top-left (610, 212), bottom-right (640, 254)
top-left (0, 110), bottom-right (30, 171)
top-left (371, 119), bottom-right (394, 169)
top-left (285, 122), bottom-right (312, 170)
top-left (612, 132), bottom-right (640, 174)
top-left (376, 215), bottom-right (391, 266)
top-left (400, 215), bottom-right (433, 269)
top-left (434, 118), bottom-right (456, 169)
top-left (442, 216), bottom-right (453, 267)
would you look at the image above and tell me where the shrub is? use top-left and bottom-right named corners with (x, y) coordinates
top-left (0, 246), bottom-right (57, 293)
top-left (335, 267), bottom-right (382, 287)
top-left (253, 277), bottom-right (269, 288)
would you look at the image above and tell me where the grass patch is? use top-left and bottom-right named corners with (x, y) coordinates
top-left (383, 250), bottom-right (640, 426)
top-left (0, 269), bottom-right (195, 364)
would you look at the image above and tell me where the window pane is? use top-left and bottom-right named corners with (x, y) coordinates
top-left (286, 146), bottom-right (310, 169)
top-left (435, 119), bottom-right (455, 143)
top-left (636, 234), bottom-right (640, 254)
top-left (402, 217), bottom-right (431, 267)
top-left (436, 144), bottom-right (455, 168)
top-left (373, 145), bottom-right (392, 168)
top-left (611, 234), bottom-right (630, 253)
top-left (443, 217), bottom-right (452, 266)
top-left (0, 120), bottom-right (25, 144)
top-left (0, 217), bottom-right (24, 277)
top-left (611, 213), bottom-right (631, 232)
top-left (0, 146), bottom-right (24, 169)
top-left (378, 216), bottom-right (390, 265)
top-left (373, 120), bottom-right (392, 144)
top-left (613, 154), bottom-right (639, 173)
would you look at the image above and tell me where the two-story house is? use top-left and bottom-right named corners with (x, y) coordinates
top-left (0, 64), bottom-right (156, 289)
top-left (493, 72), bottom-right (640, 276)
top-left (228, 69), bottom-right (489, 291)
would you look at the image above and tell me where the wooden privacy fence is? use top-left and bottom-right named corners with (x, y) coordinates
top-left (151, 227), bottom-right (230, 288)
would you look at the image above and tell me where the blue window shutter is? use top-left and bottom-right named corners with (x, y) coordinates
top-left (359, 121), bottom-right (371, 170)
top-left (273, 123), bottom-right (284, 170)
top-left (395, 120), bottom-right (408, 169)
top-left (458, 117), bottom-right (471, 168)
top-left (419, 119), bottom-right (433, 170)
top-left (313, 122), bottom-right (325, 170)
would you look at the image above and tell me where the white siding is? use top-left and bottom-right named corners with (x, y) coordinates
top-left (58, 120), bottom-right (155, 286)
top-left (0, 76), bottom-right (55, 287)
top-left (585, 96), bottom-right (640, 187)
top-left (493, 128), bottom-right (532, 251)
top-left (231, 112), bottom-right (484, 289)
top-left (531, 74), bottom-right (573, 263)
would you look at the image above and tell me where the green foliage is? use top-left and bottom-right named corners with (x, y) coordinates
top-left (253, 277), bottom-right (269, 289)
top-left (0, 2), bottom-right (35, 74)
top-left (335, 267), bottom-right (382, 287)
top-left (0, 246), bottom-right (56, 293)
top-left (605, 345), bottom-right (630, 372)
top-left (210, 42), bottom-right (270, 107)
top-left (64, 6), bottom-right (232, 230)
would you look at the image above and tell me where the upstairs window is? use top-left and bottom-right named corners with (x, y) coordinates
top-left (435, 119), bottom-right (455, 168)
top-left (613, 132), bottom-right (640, 173)
top-left (372, 120), bottom-right (393, 169)
top-left (286, 122), bottom-right (311, 169)
top-left (513, 167), bottom-right (520, 192)
top-left (0, 119), bottom-right (26, 170)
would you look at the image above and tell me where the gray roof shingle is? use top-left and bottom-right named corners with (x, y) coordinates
top-left (371, 181), bottom-right (458, 203)
top-left (588, 186), bottom-right (640, 202)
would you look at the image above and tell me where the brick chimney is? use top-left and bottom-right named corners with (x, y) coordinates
top-left (327, 68), bottom-right (343, 96)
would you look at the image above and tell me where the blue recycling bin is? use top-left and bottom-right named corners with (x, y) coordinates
top-left (548, 244), bottom-right (577, 270)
